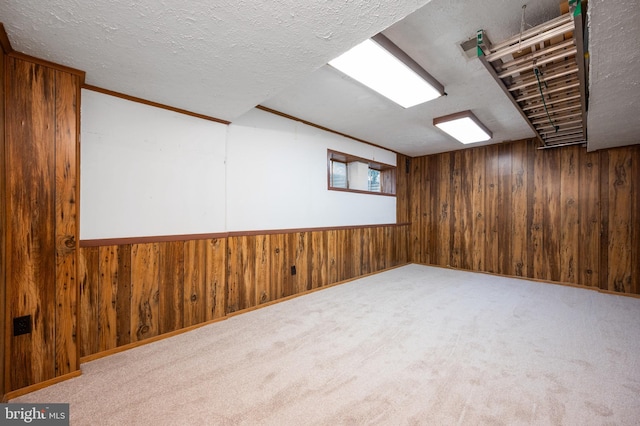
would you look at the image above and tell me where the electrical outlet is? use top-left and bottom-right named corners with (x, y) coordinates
top-left (13, 315), bottom-right (32, 336)
top-left (291, 265), bottom-right (296, 276)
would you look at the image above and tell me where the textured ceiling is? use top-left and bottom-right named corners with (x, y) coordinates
top-left (0, 0), bottom-right (430, 121)
top-left (1, 0), bottom-right (638, 156)
top-left (263, 0), bottom-right (561, 155)
top-left (586, 0), bottom-right (640, 151)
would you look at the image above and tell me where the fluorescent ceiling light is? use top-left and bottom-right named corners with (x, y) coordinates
top-left (329, 35), bottom-right (444, 108)
top-left (433, 110), bottom-right (493, 144)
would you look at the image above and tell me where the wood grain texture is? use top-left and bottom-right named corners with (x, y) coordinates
top-left (542, 148), bottom-right (561, 282)
top-left (78, 247), bottom-right (99, 357)
top-left (159, 241), bottom-right (184, 334)
top-left (560, 148), bottom-right (579, 283)
top-left (6, 59), bottom-right (55, 390)
top-left (409, 156), bottom-right (423, 262)
top-left (310, 231), bottom-right (327, 289)
top-left (0, 47), bottom-right (6, 398)
top-left (484, 145), bottom-right (499, 274)
top-left (511, 141), bottom-right (529, 277)
top-left (78, 225), bottom-right (408, 358)
top-left (396, 154), bottom-right (411, 224)
top-left (54, 70), bottom-right (79, 377)
top-left (497, 143), bottom-right (513, 276)
top-left (184, 240), bottom-right (206, 326)
top-left (578, 150), bottom-right (600, 287)
top-left (289, 232), bottom-right (310, 294)
top-left (607, 150), bottom-right (633, 293)
top-left (472, 147), bottom-right (487, 272)
top-left (206, 238), bottom-right (227, 320)
top-left (4, 57), bottom-right (81, 391)
top-left (115, 245), bottom-right (132, 347)
top-left (131, 244), bottom-right (160, 342)
top-left (98, 246), bottom-right (119, 351)
top-left (271, 233), bottom-right (289, 297)
top-left (408, 139), bottom-right (640, 295)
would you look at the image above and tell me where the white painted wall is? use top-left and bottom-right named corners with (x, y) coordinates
top-left (226, 108), bottom-right (396, 231)
top-left (80, 91), bottom-right (397, 239)
top-left (80, 90), bottom-right (227, 239)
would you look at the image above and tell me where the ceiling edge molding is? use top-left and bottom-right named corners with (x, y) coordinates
top-left (0, 23), bottom-right (14, 54)
top-left (255, 105), bottom-right (401, 156)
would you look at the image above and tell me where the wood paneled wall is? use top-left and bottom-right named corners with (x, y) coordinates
top-left (0, 40), bottom-right (7, 399)
top-left (408, 139), bottom-right (640, 294)
top-left (79, 225), bottom-right (409, 357)
top-left (2, 55), bottom-right (82, 393)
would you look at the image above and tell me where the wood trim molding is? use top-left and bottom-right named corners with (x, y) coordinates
top-left (3, 370), bottom-right (82, 402)
top-left (256, 105), bottom-right (400, 155)
top-left (8, 51), bottom-right (85, 82)
top-left (226, 223), bottom-right (409, 237)
top-left (80, 232), bottom-right (230, 247)
top-left (83, 84), bottom-right (231, 125)
top-left (419, 262), bottom-right (640, 300)
top-left (79, 223), bottom-right (411, 247)
top-left (0, 23), bottom-right (13, 54)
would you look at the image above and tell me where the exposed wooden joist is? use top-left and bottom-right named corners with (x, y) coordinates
top-left (478, 1), bottom-right (588, 148)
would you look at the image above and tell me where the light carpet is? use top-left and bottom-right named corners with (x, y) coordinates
top-left (12, 264), bottom-right (640, 425)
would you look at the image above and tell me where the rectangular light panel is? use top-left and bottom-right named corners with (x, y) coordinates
top-left (433, 111), bottom-right (493, 144)
top-left (329, 39), bottom-right (442, 108)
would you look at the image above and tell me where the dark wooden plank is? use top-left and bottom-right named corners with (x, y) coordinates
top-left (607, 149), bottom-right (633, 293)
top-left (531, 146), bottom-right (546, 280)
top-left (599, 150), bottom-right (610, 291)
top-left (310, 231), bottom-right (327, 289)
top-left (255, 234), bottom-right (271, 304)
top-left (289, 232), bottom-right (310, 294)
top-left (421, 156), bottom-right (433, 265)
top-left (379, 226), bottom-right (389, 270)
top-left (131, 243), bottom-right (160, 342)
top-left (395, 224), bottom-right (409, 265)
top-left (578, 149), bottom-right (600, 287)
top-left (337, 229), bottom-right (353, 281)
top-left (206, 238), bottom-right (227, 320)
top-left (511, 140), bottom-right (528, 277)
top-left (560, 146), bottom-right (580, 284)
top-left (158, 241), bottom-right (184, 334)
top-left (484, 145), bottom-right (499, 274)
top-left (78, 247), bottom-right (99, 357)
top-left (430, 153), bottom-right (450, 267)
top-left (498, 143), bottom-right (513, 276)
top-left (472, 147), bottom-right (487, 271)
top-left (184, 240), bottom-right (206, 325)
top-left (409, 156), bottom-right (423, 262)
top-left (226, 236), bottom-right (256, 313)
top-left (54, 69), bottom-right (79, 376)
top-left (327, 230), bottom-right (339, 284)
top-left (632, 146), bottom-right (640, 295)
top-left (98, 246), bottom-right (119, 352)
top-left (450, 151), bottom-right (462, 269)
top-left (272, 233), bottom-right (289, 296)
top-left (396, 154), bottom-right (411, 224)
top-left (525, 140), bottom-right (536, 280)
top-left (116, 245), bottom-right (132, 347)
top-left (460, 149), bottom-right (474, 270)
top-left (355, 227), bottom-right (366, 275)
top-left (543, 148), bottom-right (561, 282)
top-left (0, 47), bottom-right (5, 397)
top-left (6, 58), bottom-right (57, 389)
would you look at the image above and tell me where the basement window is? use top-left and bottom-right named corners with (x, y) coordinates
top-left (327, 150), bottom-right (396, 196)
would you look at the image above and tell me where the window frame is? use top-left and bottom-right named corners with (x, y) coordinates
top-left (327, 149), bottom-right (396, 196)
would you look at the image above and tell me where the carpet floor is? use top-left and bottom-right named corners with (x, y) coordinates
top-left (12, 264), bottom-right (640, 425)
